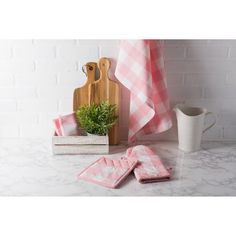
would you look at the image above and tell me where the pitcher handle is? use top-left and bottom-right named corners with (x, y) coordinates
top-left (203, 112), bottom-right (217, 133)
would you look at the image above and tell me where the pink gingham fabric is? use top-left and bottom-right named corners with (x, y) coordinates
top-left (53, 113), bottom-right (82, 136)
top-left (124, 145), bottom-right (171, 183)
top-left (115, 40), bottom-right (172, 142)
top-left (78, 145), bottom-right (171, 188)
top-left (78, 157), bottom-right (138, 188)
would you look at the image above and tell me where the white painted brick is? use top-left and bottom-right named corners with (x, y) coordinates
top-left (185, 98), bottom-right (236, 115)
top-left (99, 46), bottom-right (119, 76)
top-left (184, 99), bottom-right (223, 113)
top-left (226, 73), bottom-right (236, 85)
top-left (37, 86), bottom-right (74, 99)
top-left (17, 99), bottom-right (58, 112)
top-left (164, 46), bottom-right (185, 59)
top-left (168, 86), bottom-right (185, 100)
top-left (78, 40), bottom-right (119, 46)
top-left (0, 40), bottom-right (33, 47)
top-left (13, 45), bottom-right (55, 59)
top-left (229, 47), bottom-right (236, 58)
top-left (57, 71), bottom-right (86, 87)
top-left (164, 40), bottom-right (209, 46)
top-left (223, 126), bottom-right (236, 139)
top-left (15, 72), bottom-right (57, 87)
top-left (0, 61), bottom-right (34, 72)
top-left (204, 87), bottom-right (236, 99)
top-left (35, 60), bottom-right (76, 72)
top-left (0, 112), bottom-right (38, 125)
top-left (100, 45), bottom-right (119, 59)
top-left (0, 39), bottom-right (235, 140)
top-left (19, 124), bottom-right (53, 138)
top-left (0, 73), bottom-right (14, 86)
top-left (184, 73), bottom-right (226, 86)
top-left (218, 99), bottom-right (236, 113)
top-left (165, 60), bottom-right (231, 74)
top-left (202, 126), bottom-right (222, 141)
top-left (170, 100), bottom-right (185, 108)
top-left (0, 88), bottom-right (36, 99)
top-left (58, 45), bottom-right (99, 63)
top-left (186, 46), bottom-right (228, 59)
top-left (0, 45), bottom-right (12, 59)
top-left (38, 112), bottom-right (60, 125)
top-left (166, 73), bottom-right (184, 85)
top-left (0, 100), bottom-right (17, 111)
top-left (218, 113), bottom-right (236, 126)
top-left (17, 113), bottom-right (38, 124)
top-left (208, 40), bottom-right (236, 46)
top-left (0, 113), bottom-right (17, 124)
top-left (168, 86), bottom-right (203, 100)
top-left (58, 99), bottom-right (73, 113)
top-left (0, 125), bottom-right (19, 137)
top-left (34, 39), bottom-right (76, 46)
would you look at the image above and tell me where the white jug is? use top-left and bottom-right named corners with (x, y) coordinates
top-left (174, 104), bottom-right (216, 152)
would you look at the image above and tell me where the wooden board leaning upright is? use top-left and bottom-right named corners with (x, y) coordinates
top-left (89, 58), bottom-right (120, 145)
top-left (73, 62), bottom-right (97, 112)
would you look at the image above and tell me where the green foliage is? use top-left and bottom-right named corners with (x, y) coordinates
top-left (76, 102), bottom-right (118, 136)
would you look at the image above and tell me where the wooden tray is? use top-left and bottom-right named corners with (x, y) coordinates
top-left (52, 135), bottom-right (109, 155)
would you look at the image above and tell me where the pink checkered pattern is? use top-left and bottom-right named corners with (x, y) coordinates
top-left (115, 40), bottom-right (172, 142)
top-left (124, 145), bottom-right (171, 183)
top-left (78, 157), bottom-right (138, 188)
top-left (53, 113), bottom-right (82, 136)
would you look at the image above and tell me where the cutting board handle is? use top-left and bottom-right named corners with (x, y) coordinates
top-left (73, 62), bottom-right (97, 111)
top-left (83, 62), bottom-right (97, 83)
top-left (98, 57), bottom-right (110, 80)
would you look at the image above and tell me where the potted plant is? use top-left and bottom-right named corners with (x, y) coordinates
top-left (75, 101), bottom-right (118, 136)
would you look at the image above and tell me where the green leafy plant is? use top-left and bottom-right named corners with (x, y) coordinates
top-left (76, 102), bottom-right (118, 136)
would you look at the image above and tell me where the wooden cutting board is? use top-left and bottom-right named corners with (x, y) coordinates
top-left (73, 62), bottom-right (97, 112)
top-left (89, 57), bottom-right (120, 145)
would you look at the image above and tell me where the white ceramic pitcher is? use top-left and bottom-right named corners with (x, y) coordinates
top-left (174, 104), bottom-right (216, 152)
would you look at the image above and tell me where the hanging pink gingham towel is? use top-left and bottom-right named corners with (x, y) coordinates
top-left (115, 40), bottom-right (172, 142)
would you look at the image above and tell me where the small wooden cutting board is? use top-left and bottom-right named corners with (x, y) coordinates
top-left (73, 62), bottom-right (97, 112)
top-left (89, 58), bottom-right (120, 145)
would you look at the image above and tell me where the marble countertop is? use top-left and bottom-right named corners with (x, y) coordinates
top-left (0, 139), bottom-right (236, 196)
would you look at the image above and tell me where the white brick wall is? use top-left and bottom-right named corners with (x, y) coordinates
top-left (162, 40), bottom-right (236, 141)
top-left (0, 39), bottom-right (235, 141)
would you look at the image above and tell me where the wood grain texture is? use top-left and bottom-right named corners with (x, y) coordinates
top-left (73, 62), bottom-right (97, 112)
top-left (89, 58), bottom-right (120, 145)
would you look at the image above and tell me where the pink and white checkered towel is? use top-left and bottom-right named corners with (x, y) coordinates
top-left (78, 157), bottom-right (138, 188)
top-left (53, 113), bottom-right (83, 136)
top-left (115, 40), bottom-right (172, 143)
top-left (124, 145), bottom-right (171, 183)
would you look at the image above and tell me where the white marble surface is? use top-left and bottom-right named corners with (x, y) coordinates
top-left (0, 138), bottom-right (236, 196)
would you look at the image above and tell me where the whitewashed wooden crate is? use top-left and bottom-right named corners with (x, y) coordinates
top-left (52, 135), bottom-right (109, 155)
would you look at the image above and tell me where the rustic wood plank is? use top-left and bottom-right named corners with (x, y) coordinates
top-left (52, 144), bottom-right (109, 155)
top-left (52, 135), bottom-right (108, 145)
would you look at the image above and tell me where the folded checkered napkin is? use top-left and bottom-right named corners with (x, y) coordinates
top-left (78, 157), bottom-right (138, 188)
top-left (124, 145), bottom-right (170, 183)
top-left (53, 113), bottom-right (83, 136)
